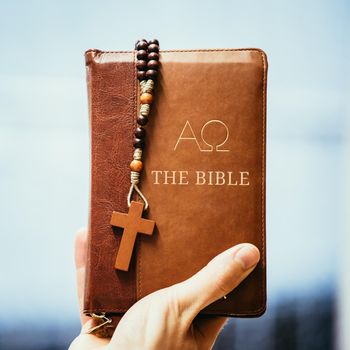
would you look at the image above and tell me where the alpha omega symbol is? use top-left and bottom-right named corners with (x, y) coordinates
top-left (173, 119), bottom-right (230, 152)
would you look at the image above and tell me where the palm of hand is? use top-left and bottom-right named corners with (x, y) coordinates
top-left (69, 229), bottom-right (260, 350)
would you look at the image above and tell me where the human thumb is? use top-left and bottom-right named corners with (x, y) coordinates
top-left (173, 243), bottom-right (260, 321)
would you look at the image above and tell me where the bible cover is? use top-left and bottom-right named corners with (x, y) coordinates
top-left (83, 48), bottom-right (268, 325)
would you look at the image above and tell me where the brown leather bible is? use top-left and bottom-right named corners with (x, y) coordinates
top-left (83, 48), bottom-right (268, 332)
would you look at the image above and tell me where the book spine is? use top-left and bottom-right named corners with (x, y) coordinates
top-left (83, 50), bottom-right (138, 315)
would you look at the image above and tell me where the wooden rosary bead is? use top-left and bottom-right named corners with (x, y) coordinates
top-left (136, 60), bottom-right (147, 71)
top-left (133, 138), bottom-right (145, 148)
top-left (137, 115), bottom-right (149, 126)
top-left (147, 60), bottom-right (159, 70)
top-left (137, 71), bottom-right (147, 81)
top-left (148, 39), bottom-right (159, 45)
top-left (137, 50), bottom-right (148, 60)
top-left (135, 38), bottom-right (147, 48)
top-left (148, 43), bottom-right (159, 53)
top-left (130, 39), bottom-right (160, 180)
top-left (148, 52), bottom-right (159, 61)
top-left (140, 92), bottom-right (153, 104)
top-left (146, 69), bottom-right (158, 79)
top-left (130, 159), bottom-right (143, 172)
top-left (135, 40), bottom-right (148, 50)
top-left (135, 126), bottom-right (146, 139)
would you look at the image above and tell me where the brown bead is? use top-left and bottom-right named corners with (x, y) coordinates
top-left (135, 40), bottom-right (148, 50)
top-left (135, 126), bottom-right (146, 138)
top-left (137, 70), bottom-right (147, 81)
top-left (148, 52), bottom-right (159, 61)
top-left (140, 93), bottom-right (153, 104)
top-left (135, 39), bottom-right (147, 48)
top-left (137, 50), bottom-right (148, 60)
top-left (130, 159), bottom-right (143, 172)
top-left (148, 39), bottom-right (159, 45)
top-left (146, 69), bottom-right (158, 79)
top-left (137, 115), bottom-right (149, 126)
top-left (147, 60), bottom-right (159, 70)
top-left (133, 138), bottom-right (145, 148)
top-left (136, 60), bottom-right (147, 71)
top-left (148, 43), bottom-right (159, 53)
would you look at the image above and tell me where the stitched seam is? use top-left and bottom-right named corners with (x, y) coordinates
top-left (138, 232), bottom-right (142, 301)
top-left (259, 50), bottom-right (266, 314)
top-left (237, 50), bottom-right (266, 314)
top-left (132, 51), bottom-right (139, 305)
top-left (135, 56), bottom-right (142, 302)
top-left (84, 308), bottom-right (126, 313)
top-left (83, 308), bottom-right (266, 315)
top-left (87, 48), bottom-right (265, 54)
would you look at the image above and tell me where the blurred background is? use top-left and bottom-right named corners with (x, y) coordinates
top-left (0, 1), bottom-right (349, 349)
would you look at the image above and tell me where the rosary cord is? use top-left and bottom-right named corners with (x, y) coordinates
top-left (127, 38), bottom-right (160, 210)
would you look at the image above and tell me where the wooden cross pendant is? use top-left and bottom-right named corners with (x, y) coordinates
top-left (110, 200), bottom-right (155, 271)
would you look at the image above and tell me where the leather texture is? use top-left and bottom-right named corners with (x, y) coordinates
top-left (83, 48), bottom-right (268, 326)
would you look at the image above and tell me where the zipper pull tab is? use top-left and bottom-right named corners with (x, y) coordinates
top-left (86, 312), bottom-right (113, 335)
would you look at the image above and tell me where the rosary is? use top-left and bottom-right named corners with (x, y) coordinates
top-left (110, 39), bottom-right (160, 271)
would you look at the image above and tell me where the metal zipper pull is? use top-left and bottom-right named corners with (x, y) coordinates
top-left (86, 312), bottom-right (113, 334)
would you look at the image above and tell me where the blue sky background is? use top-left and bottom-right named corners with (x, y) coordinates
top-left (0, 0), bottom-right (348, 339)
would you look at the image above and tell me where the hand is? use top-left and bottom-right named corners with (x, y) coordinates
top-left (69, 228), bottom-right (260, 350)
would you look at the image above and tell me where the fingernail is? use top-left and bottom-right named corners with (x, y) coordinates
top-left (234, 244), bottom-right (260, 270)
